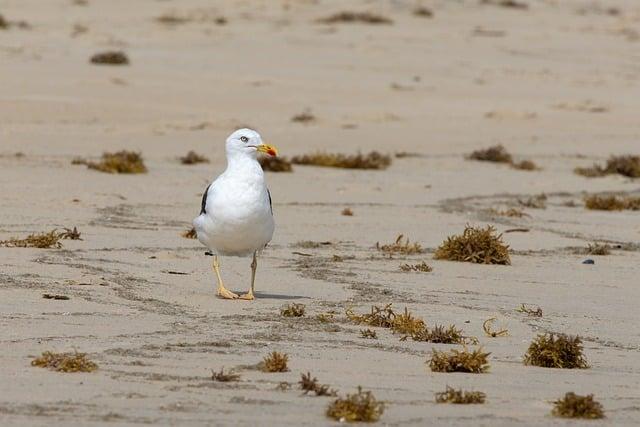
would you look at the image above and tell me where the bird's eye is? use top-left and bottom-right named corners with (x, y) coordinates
top-left (240, 136), bottom-right (249, 143)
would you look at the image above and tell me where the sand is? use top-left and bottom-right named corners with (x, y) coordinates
top-left (1, 0), bottom-right (639, 425)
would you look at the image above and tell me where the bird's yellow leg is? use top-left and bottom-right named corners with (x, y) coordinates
top-left (212, 256), bottom-right (238, 299)
top-left (239, 252), bottom-right (257, 300)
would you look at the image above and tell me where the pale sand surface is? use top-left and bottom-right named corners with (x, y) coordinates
top-left (1, 0), bottom-right (640, 425)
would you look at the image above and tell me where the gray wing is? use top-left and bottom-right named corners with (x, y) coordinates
top-left (267, 188), bottom-right (272, 215)
top-left (200, 183), bottom-right (212, 215)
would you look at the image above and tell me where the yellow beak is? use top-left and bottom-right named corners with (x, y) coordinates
top-left (256, 144), bottom-right (278, 157)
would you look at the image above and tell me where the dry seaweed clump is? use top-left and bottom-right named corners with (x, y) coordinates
top-left (412, 324), bottom-right (468, 344)
top-left (586, 242), bottom-right (611, 255)
top-left (90, 51), bottom-right (129, 65)
top-left (299, 372), bottom-right (337, 397)
top-left (31, 351), bottom-right (97, 373)
top-left (290, 151), bottom-right (391, 170)
top-left (428, 348), bottom-right (490, 373)
top-left (399, 261), bottom-right (432, 272)
top-left (326, 387), bottom-right (384, 423)
top-left (360, 329), bottom-right (377, 339)
top-left (211, 367), bottom-right (240, 382)
top-left (584, 195), bottom-right (640, 211)
top-left (280, 303), bottom-right (305, 318)
top-left (376, 234), bottom-right (423, 255)
top-left (180, 151), bottom-right (209, 165)
top-left (260, 351), bottom-right (289, 373)
top-left (413, 7), bottom-right (434, 18)
top-left (434, 225), bottom-right (510, 265)
top-left (517, 303), bottom-right (542, 317)
top-left (0, 230), bottom-right (63, 248)
top-left (435, 386), bottom-right (486, 404)
top-left (468, 145), bottom-right (512, 163)
top-left (483, 318), bottom-right (508, 337)
top-left (346, 304), bottom-right (396, 328)
top-left (291, 110), bottom-right (316, 123)
top-left (74, 151), bottom-right (147, 174)
top-left (524, 334), bottom-right (588, 369)
top-left (552, 392), bottom-right (604, 419)
top-left (575, 155), bottom-right (640, 178)
top-left (259, 156), bottom-right (292, 172)
top-left (511, 160), bottom-right (538, 171)
top-left (391, 308), bottom-right (426, 336)
top-left (318, 12), bottom-right (392, 25)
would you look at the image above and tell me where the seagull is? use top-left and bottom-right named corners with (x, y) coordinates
top-left (193, 128), bottom-right (277, 300)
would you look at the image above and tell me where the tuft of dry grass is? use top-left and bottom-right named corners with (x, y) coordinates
top-left (413, 7), bottom-right (434, 18)
top-left (182, 227), bottom-right (197, 239)
top-left (586, 242), bottom-right (611, 255)
top-left (211, 367), bottom-right (240, 382)
top-left (434, 225), bottom-right (510, 265)
top-left (180, 151), bottom-right (209, 165)
top-left (483, 318), bottom-right (508, 337)
top-left (511, 160), bottom-right (538, 171)
top-left (90, 51), bottom-right (129, 65)
top-left (280, 303), bottom-right (305, 318)
top-left (346, 304), bottom-right (396, 328)
top-left (468, 145), bottom-right (512, 163)
top-left (435, 386), bottom-right (486, 404)
top-left (412, 324), bottom-right (468, 344)
top-left (290, 151), bottom-right (391, 170)
top-left (517, 303), bottom-right (542, 317)
top-left (524, 334), bottom-right (588, 369)
top-left (318, 12), bottom-right (392, 25)
top-left (59, 227), bottom-right (82, 240)
top-left (391, 308), bottom-right (426, 336)
top-left (0, 230), bottom-right (63, 248)
top-left (260, 352), bottom-right (289, 373)
top-left (341, 207), bottom-right (354, 216)
top-left (299, 372), bottom-right (337, 397)
top-left (575, 155), bottom-right (640, 178)
top-left (399, 261), bottom-right (433, 272)
top-left (74, 151), bottom-right (147, 174)
top-left (259, 156), bottom-right (293, 172)
top-left (360, 329), bottom-right (378, 339)
top-left (428, 347), bottom-right (490, 373)
top-left (552, 392), bottom-right (604, 419)
top-left (518, 193), bottom-right (547, 209)
top-left (326, 387), bottom-right (384, 423)
top-left (31, 351), bottom-right (98, 372)
top-left (376, 234), bottom-right (424, 255)
top-left (291, 110), bottom-right (316, 123)
top-left (584, 194), bottom-right (640, 211)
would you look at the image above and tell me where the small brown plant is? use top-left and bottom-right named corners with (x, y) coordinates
top-left (182, 227), bottom-right (197, 239)
top-left (586, 242), bottom-right (611, 255)
top-left (291, 110), bottom-right (316, 123)
top-left (261, 351), bottom-right (290, 372)
top-left (326, 387), bottom-right (384, 423)
top-left (584, 195), bottom-right (640, 211)
top-left (280, 303), bottom-right (305, 318)
top-left (399, 261), bottom-right (432, 272)
top-left (341, 208), bottom-right (354, 216)
top-left (434, 225), bottom-right (510, 265)
top-left (318, 12), bottom-right (392, 25)
top-left (518, 193), bottom-right (547, 209)
top-left (59, 227), bottom-right (82, 240)
top-left (483, 318), bottom-right (508, 337)
top-left (435, 386), bottom-right (486, 404)
top-left (412, 324), bottom-right (468, 344)
top-left (360, 329), bottom-right (378, 339)
top-left (517, 303), bottom-right (542, 317)
top-left (575, 155), bottom-right (640, 178)
top-left (259, 156), bottom-right (293, 172)
top-left (511, 160), bottom-right (538, 171)
top-left (428, 347), bottom-right (490, 373)
top-left (290, 151), bottom-right (391, 170)
top-left (180, 151), bottom-right (209, 165)
top-left (468, 145), bottom-right (512, 163)
top-left (299, 372), bottom-right (337, 397)
top-left (346, 304), bottom-right (396, 328)
top-left (211, 367), bottom-right (240, 382)
top-left (90, 51), bottom-right (129, 65)
top-left (74, 151), bottom-right (147, 174)
top-left (31, 351), bottom-right (98, 372)
top-left (0, 230), bottom-right (63, 249)
top-left (391, 308), bottom-right (426, 336)
top-left (376, 234), bottom-right (423, 255)
top-left (552, 392), bottom-right (604, 419)
top-left (413, 7), bottom-right (434, 17)
top-left (524, 334), bottom-right (588, 369)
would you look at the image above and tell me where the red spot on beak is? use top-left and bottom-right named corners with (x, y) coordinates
top-left (267, 149), bottom-right (276, 157)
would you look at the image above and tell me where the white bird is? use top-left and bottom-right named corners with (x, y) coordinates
top-left (193, 128), bottom-right (277, 300)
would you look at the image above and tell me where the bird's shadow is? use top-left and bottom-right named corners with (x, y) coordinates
top-left (233, 292), bottom-right (310, 300)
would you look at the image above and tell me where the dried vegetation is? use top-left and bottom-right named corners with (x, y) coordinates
top-left (434, 225), bottom-right (510, 265)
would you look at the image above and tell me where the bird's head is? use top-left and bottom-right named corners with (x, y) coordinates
top-left (225, 128), bottom-right (278, 159)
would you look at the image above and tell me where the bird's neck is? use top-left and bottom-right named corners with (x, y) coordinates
top-left (225, 155), bottom-right (263, 178)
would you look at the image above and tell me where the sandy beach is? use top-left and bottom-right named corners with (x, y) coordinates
top-left (1, 0), bottom-right (639, 425)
